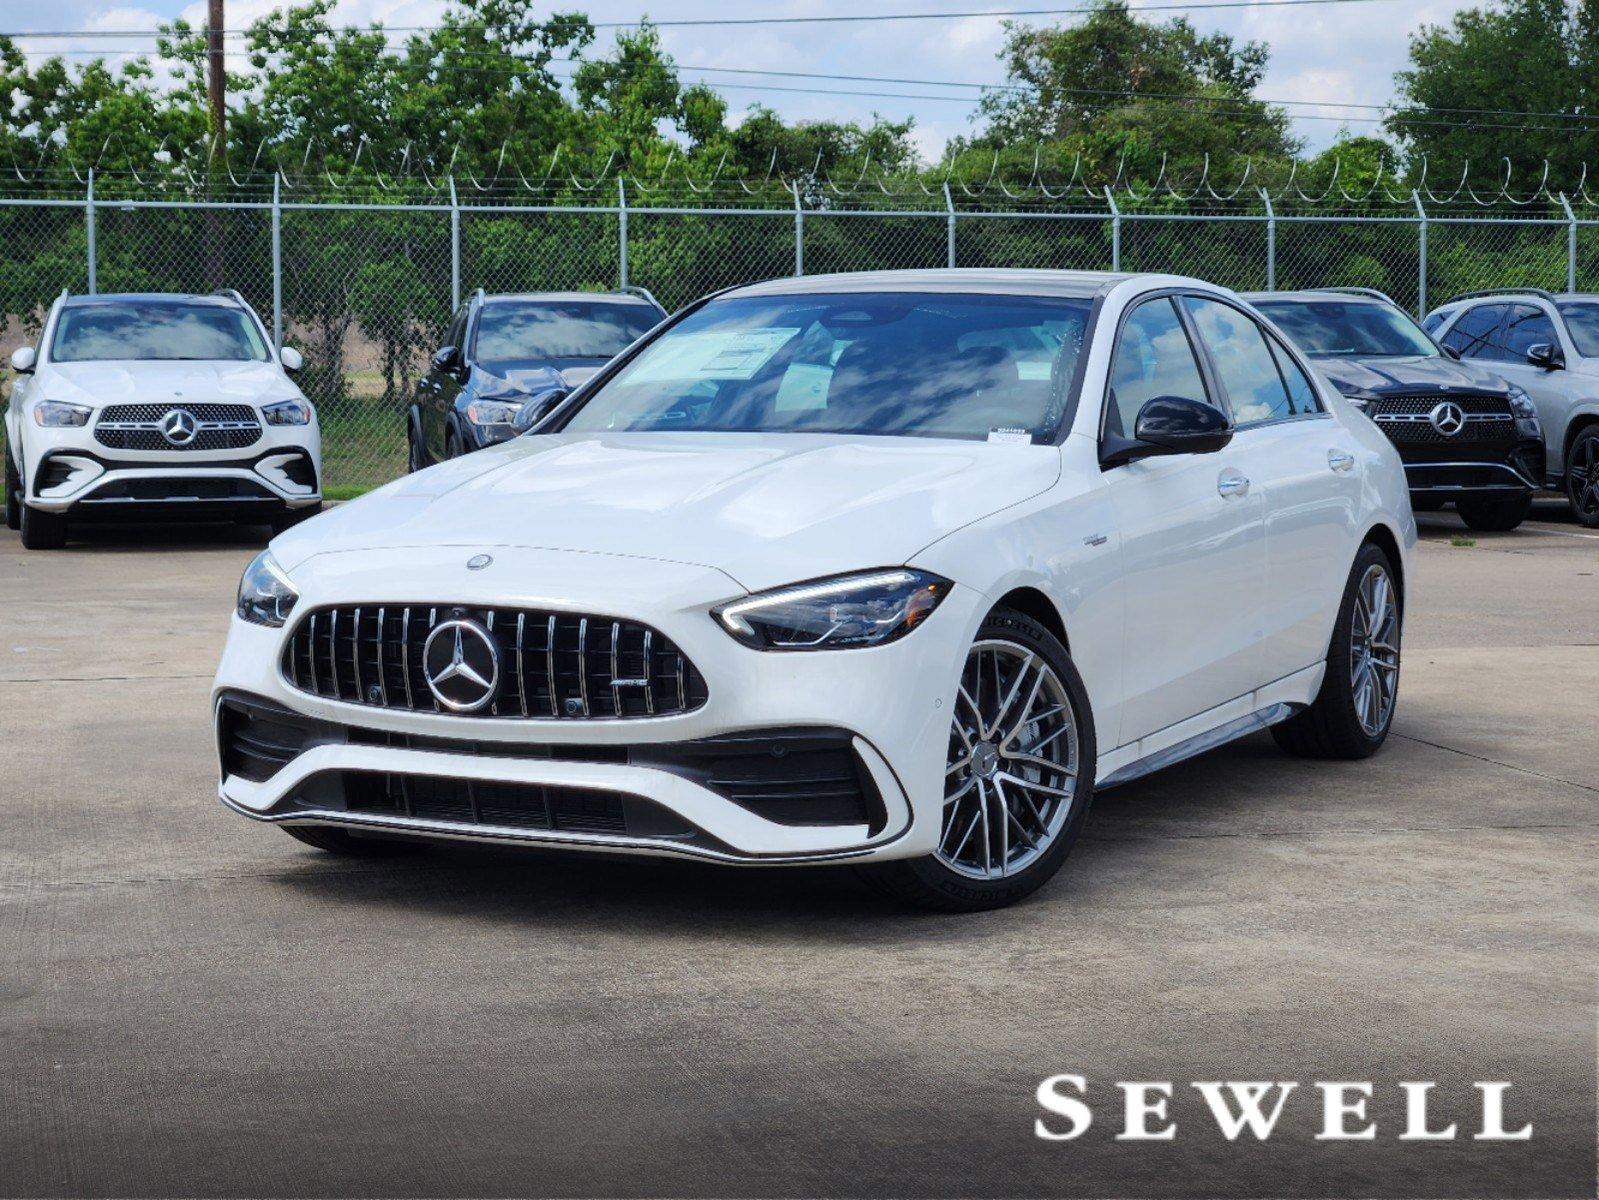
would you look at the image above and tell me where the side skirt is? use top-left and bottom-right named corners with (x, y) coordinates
top-left (1096, 703), bottom-right (1297, 791)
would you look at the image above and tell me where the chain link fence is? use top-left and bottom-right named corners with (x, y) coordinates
top-left (4, 186), bottom-right (1598, 494)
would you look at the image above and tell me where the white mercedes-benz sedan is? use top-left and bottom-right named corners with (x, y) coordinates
top-left (213, 270), bottom-right (1415, 910)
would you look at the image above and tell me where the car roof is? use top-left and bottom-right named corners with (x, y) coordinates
top-left (60, 292), bottom-right (243, 308)
top-left (1243, 290), bottom-right (1389, 305)
top-left (725, 268), bottom-right (1135, 300)
top-left (482, 291), bottom-right (660, 307)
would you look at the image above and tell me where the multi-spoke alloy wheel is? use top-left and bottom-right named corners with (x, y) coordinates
top-left (1348, 563), bottom-right (1400, 737)
top-left (1568, 429), bottom-right (1599, 527)
top-left (938, 639), bottom-right (1080, 880)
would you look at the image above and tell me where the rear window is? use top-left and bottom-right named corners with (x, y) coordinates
top-left (51, 301), bottom-right (268, 363)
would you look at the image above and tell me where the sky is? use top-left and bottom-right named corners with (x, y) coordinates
top-left (3, 0), bottom-right (1480, 162)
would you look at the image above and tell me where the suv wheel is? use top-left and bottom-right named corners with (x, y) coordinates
top-left (1272, 542), bottom-right (1400, 759)
top-left (862, 608), bottom-right (1096, 912)
top-left (19, 501), bottom-right (67, 550)
top-left (1456, 492), bottom-right (1531, 531)
top-left (4, 453), bottom-right (19, 532)
top-left (1565, 426), bottom-right (1599, 528)
top-left (407, 418), bottom-right (425, 473)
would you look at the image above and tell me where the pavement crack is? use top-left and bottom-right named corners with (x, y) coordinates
top-left (1391, 732), bottom-right (1599, 796)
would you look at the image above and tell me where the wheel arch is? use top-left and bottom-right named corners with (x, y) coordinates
top-left (1563, 409), bottom-right (1599, 465)
top-left (987, 585), bottom-right (1070, 653)
top-left (1361, 521), bottom-right (1406, 608)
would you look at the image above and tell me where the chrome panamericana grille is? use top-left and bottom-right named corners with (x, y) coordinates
top-left (282, 604), bottom-right (709, 719)
top-left (95, 402), bottom-right (262, 452)
top-left (1368, 394), bottom-right (1514, 444)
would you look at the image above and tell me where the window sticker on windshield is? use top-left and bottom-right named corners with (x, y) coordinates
top-left (625, 328), bottom-right (801, 383)
top-left (988, 427), bottom-right (1034, 445)
top-left (775, 362), bottom-right (832, 411)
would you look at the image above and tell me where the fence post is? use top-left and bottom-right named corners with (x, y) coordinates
top-left (271, 173), bottom-right (283, 351)
top-left (1412, 190), bottom-right (1427, 317)
top-left (448, 176), bottom-right (461, 311)
top-left (1105, 187), bottom-right (1120, 272)
top-left (943, 183), bottom-right (956, 268)
top-left (1260, 188), bottom-right (1276, 291)
top-left (792, 182), bottom-right (804, 276)
top-left (1559, 192), bottom-right (1577, 293)
top-left (617, 177), bottom-right (629, 289)
top-left (85, 169), bottom-right (96, 294)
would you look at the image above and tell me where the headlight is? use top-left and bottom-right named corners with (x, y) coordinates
top-left (262, 399), bottom-right (313, 426)
top-left (1506, 386), bottom-right (1541, 437)
top-left (464, 399), bottom-right (524, 426)
top-left (32, 400), bottom-right (91, 427)
top-left (236, 550), bottom-right (299, 627)
top-left (1342, 394), bottom-right (1372, 411)
top-left (714, 569), bottom-right (950, 651)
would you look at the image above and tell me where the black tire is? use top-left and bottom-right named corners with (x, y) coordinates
top-left (1564, 425), bottom-right (1599, 528)
top-left (860, 607), bottom-right (1096, 913)
top-left (407, 416), bottom-right (426, 473)
top-left (18, 501), bottom-right (67, 549)
top-left (1455, 492), bottom-right (1531, 531)
top-left (280, 824), bottom-right (421, 856)
top-left (4, 452), bottom-right (19, 531)
top-left (444, 429), bottom-right (462, 460)
top-left (269, 502), bottom-right (322, 536)
top-left (1272, 541), bottom-right (1401, 760)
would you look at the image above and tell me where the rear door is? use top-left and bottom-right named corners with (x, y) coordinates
top-left (1463, 302), bottom-right (1578, 470)
top-left (1099, 294), bottom-right (1268, 744)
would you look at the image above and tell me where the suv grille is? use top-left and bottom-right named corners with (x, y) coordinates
top-left (281, 605), bottom-right (709, 719)
top-left (1368, 393), bottom-right (1514, 444)
top-left (95, 402), bottom-right (262, 452)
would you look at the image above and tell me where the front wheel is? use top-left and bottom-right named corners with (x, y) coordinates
top-left (1272, 542), bottom-right (1401, 760)
top-left (4, 453), bottom-right (19, 531)
top-left (19, 501), bottom-right (67, 549)
top-left (861, 608), bottom-right (1096, 912)
top-left (407, 417), bottom-right (426, 473)
top-left (1456, 492), bottom-right (1531, 531)
top-left (1565, 426), bottom-right (1599, 528)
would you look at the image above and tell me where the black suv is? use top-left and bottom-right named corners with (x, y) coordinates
top-left (407, 288), bottom-right (666, 470)
top-left (1247, 289), bottom-right (1545, 531)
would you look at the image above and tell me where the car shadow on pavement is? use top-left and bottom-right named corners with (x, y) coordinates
top-left (36, 520), bottom-right (275, 552)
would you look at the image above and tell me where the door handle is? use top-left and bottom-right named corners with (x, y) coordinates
top-left (1217, 471), bottom-right (1250, 498)
top-left (1328, 449), bottom-right (1355, 473)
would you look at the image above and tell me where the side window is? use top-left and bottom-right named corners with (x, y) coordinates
top-left (1499, 304), bottom-right (1560, 360)
top-left (1440, 303), bottom-right (1506, 360)
top-left (1105, 298), bottom-right (1210, 440)
top-left (1266, 336), bottom-right (1324, 416)
top-left (1421, 311), bottom-right (1448, 335)
top-left (1181, 296), bottom-right (1292, 426)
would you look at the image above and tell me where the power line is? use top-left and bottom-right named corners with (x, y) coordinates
top-left (0, 0), bottom-right (1417, 39)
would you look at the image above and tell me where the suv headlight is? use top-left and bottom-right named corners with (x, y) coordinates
top-left (32, 400), bottom-right (91, 427)
top-left (262, 399), bottom-right (313, 426)
top-left (237, 550), bottom-right (299, 627)
top-left (464, 399), bottom-right (524, 427)
top-left (713, 569), bottom-right (950, 651)
top-left (1506, 386), bottom-right (1541, 437)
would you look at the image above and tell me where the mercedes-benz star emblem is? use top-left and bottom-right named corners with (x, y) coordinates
top-left (466, 554), bottom-right (493, 571)
top-left (1428, 400), bottom-right (1466, 437)
top-left (421, 618), bottom-right (501, 712)
top-left (160, 408), bottom-right (199, 446)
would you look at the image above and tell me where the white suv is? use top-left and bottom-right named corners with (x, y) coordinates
top-left (214, 270), bottom-right (1414, 911)
top-left (1425, 289), bottom-right (1599, 525)
top-left (5, 290), bottom-right (322, 549)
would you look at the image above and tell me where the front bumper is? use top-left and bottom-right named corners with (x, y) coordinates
top-left (1401, 440), bottom-right (1545, 497)
top-left (211, 547), bottom-right (983, 865)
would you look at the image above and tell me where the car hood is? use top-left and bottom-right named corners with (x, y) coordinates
top-left (1309, 354), bottom-right (1512, 397)
top-left (42, 360), bottom-right (301, 408)
top-left (272, 432), bottom-right (1062, 593)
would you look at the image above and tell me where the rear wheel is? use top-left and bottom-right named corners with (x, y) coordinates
top-left (1272, 542), bottom-right (1401, 760)
top-left (1456, 492), bottom-right (1531, 531)
top-left (4, 453), bottom-right (19, 531)
top-left (19, 501), bottom-right (67, 549)
top-left (1565, 426), bottom-right (1599, 528)
top-left (281, 825), bottom-right (421, 856)
top-left (862, 608), bottom-right (1096, 912)
top-left (407, 416), bottom-right (426, 473)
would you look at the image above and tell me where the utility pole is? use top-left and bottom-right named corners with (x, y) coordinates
top-left (205, 0), bottom-right (226, 287)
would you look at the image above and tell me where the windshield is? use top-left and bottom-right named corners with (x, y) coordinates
top-left (1254, 299), bottom-right (1438, 358)
top-left (1556, 301), bottom-right (1599, 357)
top-left (560, 292), bottom-right (1093, 442)
top-left (474, 301), bottom-right (661, 365)
top-left (51, 301), bottom-right (268, 363)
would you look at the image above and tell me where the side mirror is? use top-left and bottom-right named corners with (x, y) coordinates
top-left (513, 388), bottom-right (569, 432)
top-left (1526, 342), bottom-right (1564, 371)
top-left (431, 345), bottom-right (462, 375)
top-left (1133, 395), bottom-right (1233, 455)
top-left (10, 346), bottom-right (36, 373)
top-left (279, 346), bottom-right (303, 373)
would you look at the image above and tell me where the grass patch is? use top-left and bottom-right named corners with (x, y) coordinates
top-left (323, 484), bottom-right (372, 502)
top-left (1450, 534), bottom-right (1476, 547)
